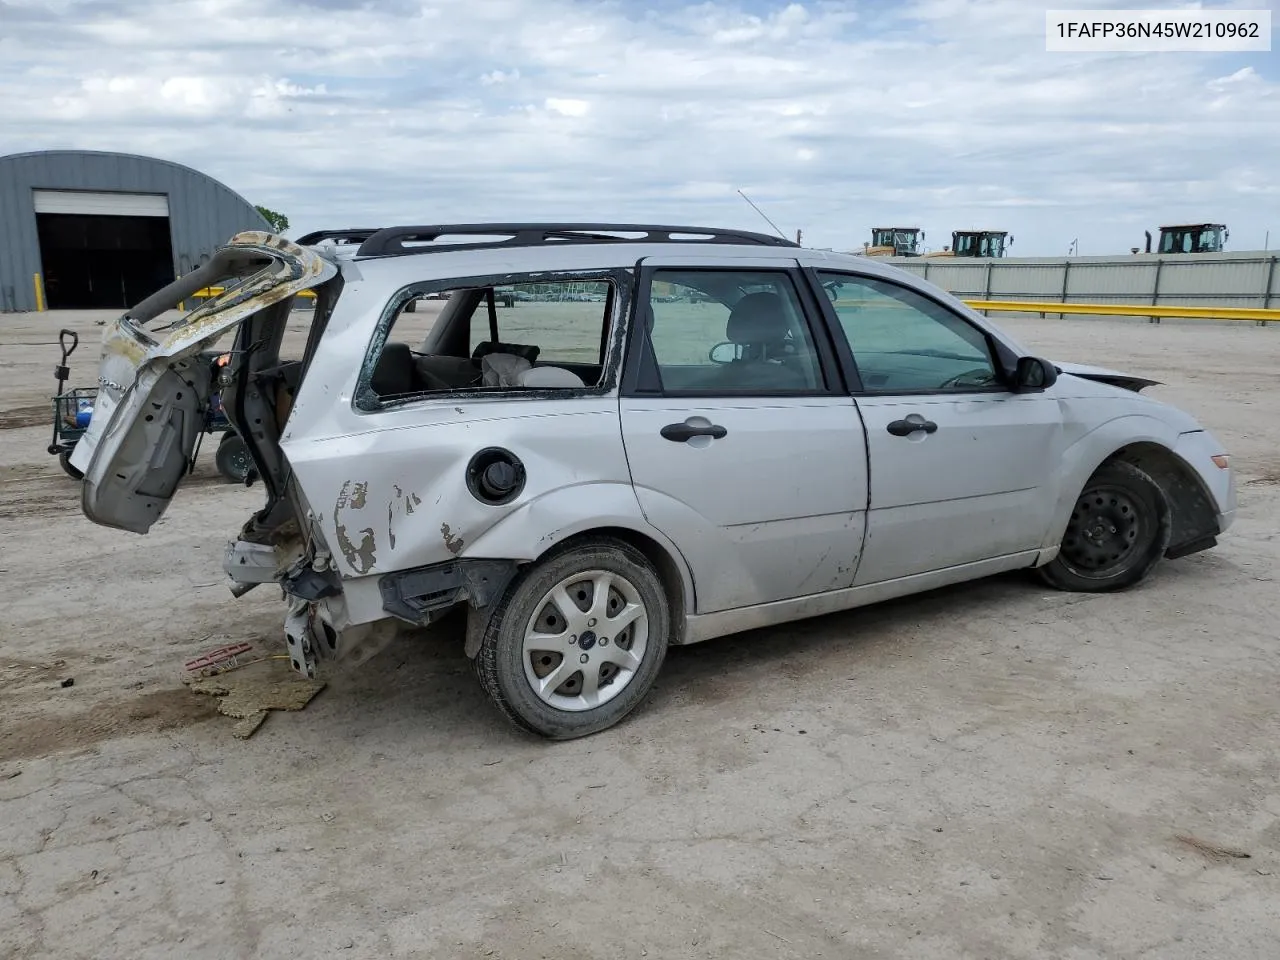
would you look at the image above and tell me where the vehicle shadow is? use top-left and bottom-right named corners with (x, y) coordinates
top-left (647, 572), bottom-right (1038, 713)
top-left (317, 571), bottom-right (1042, 743)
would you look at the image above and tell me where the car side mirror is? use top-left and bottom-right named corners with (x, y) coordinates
top-left (709, 342), bottom-right (739, 364)
top-left (1013, 356), bottom-right (1057, 392)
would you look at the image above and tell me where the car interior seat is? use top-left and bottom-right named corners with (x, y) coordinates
top-left (707, 292), bottom-right (812, 390)
top-left (473, 341), bottom-right (541, 364)
top-left (370, 342), bottom-right (417, 396)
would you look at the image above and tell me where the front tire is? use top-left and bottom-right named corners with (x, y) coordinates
top-left (475, 537), bottom-right (670, 739)
top-left (1039, 460), bottom-right (1171, 592)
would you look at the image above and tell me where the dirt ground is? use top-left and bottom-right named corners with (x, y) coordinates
top-left (2, 308), bottom-right (1278, 960)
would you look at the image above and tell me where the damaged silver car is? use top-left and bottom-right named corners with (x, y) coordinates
top-left (71, 224), bottom-right (1237, 739)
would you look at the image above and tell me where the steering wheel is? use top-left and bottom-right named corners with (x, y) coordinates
top-left (938, 367), bottom-right (997, 389)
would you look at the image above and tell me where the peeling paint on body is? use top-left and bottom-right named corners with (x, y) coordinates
top-left (441, 522), bottom-right (465, 555)
top-left (385, 485), bottom-right (423, 552)
top-left (335, 479), bottom-right (378, 573)
top-left (350, 482), bottom-right (369, 509)
top-left (336, 523), bottom-right (377, 573)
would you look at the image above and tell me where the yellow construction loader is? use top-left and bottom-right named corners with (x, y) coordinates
top-left (862, 227), bottom-right (924, 257)
top-left (1133, 224), bottom-right (1228, 255)
top-left (922, 230), bottom-right (1012, 258)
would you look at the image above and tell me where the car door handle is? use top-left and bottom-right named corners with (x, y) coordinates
top-left (886, 418), bottom-right (938, 437)
top-left (660, 422), bottom-right (728, 443)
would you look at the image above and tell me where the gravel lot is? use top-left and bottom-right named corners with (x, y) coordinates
top-left (2, 308), bottom-right (1278, 960)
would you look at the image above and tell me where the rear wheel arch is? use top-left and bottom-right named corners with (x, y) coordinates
top-left (462, 523), bottom-right (694, 660)
top-left (532, 526), bottom-right (691, 645)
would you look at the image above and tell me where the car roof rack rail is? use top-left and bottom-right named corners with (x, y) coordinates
top-left (355, 222), bottom-right (800, 258)
top-left (295, 228), bottom-right (382, 246)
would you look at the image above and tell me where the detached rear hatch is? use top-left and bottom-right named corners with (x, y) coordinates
top-left (71, 232), bottom-right (336, 534)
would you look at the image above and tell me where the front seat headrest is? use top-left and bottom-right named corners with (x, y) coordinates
top-left (726, 292), bottom-right (788, 346)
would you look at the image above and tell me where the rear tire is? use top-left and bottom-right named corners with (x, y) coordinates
top-left (475, 537), bottom-right (670, 739)
top-left (1038, 460), bottom-right (1170, 592)
top-left (214, 433), bottom-right (253, 484)
top-left (58, 450), bottom-right (83, 480)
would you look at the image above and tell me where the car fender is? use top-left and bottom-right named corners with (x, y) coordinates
top-left (1173, 427), bottom-right (1235, 532)
top-left (1038, 411), bottom-right (1184, 555)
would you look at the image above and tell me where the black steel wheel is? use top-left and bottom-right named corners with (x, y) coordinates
top-left (1039, 460), bottom-right (1171, 592)
top-left (214, 433), bottom-right (253, 484)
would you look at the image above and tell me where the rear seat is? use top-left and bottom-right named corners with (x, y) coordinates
top-left (369, 342), bottom-right (418, 396)
top-left (415, 354), bottom-right (481, 388)
top-left (371, 341), bottom-right (592, 396)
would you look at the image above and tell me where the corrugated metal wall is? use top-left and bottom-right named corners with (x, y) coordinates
top-left (0, 150), bottom-right (269, 311)
top-left (887, 252), bottom-right (1279, 310)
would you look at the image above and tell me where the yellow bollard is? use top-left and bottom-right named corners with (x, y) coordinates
top-left (33, 273), bottom-right (46, 312)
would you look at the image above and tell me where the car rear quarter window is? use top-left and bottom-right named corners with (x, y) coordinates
top-left (363, 273), bottom-right (620, 404)
top-left (466, 281), bottom-right (611, 365)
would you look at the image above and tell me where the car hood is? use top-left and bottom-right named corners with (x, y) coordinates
top-left (1053, 361), bottom-right (1160, 393)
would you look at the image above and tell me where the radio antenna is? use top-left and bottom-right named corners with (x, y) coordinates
top-left (736, 189), bottom-right (789, 242)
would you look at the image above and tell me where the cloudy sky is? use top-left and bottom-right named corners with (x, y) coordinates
top-left (1, 0), bottom-right (1276, 255)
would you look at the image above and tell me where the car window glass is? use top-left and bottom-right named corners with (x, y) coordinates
top-left (646, 270), bottom-right (824, 394)
top-left (466, 281), bottom-right (610, 365)
top-left (368, 277), bottom-right (613, 401)
top-left (816, 272), bottom-right (999, 393)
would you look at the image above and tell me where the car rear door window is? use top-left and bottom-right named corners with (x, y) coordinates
top-left (645, 270), bottom-right (825, 394)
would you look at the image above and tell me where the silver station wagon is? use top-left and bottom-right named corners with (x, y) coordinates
top-left (71, 224), bottom-right (1236, 739)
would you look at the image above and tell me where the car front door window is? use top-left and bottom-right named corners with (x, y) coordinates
top-left (817, 273), bottom-right (1000, 393)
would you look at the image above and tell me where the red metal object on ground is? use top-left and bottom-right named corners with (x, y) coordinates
top-left (184, 642), bottom-right (253, 675)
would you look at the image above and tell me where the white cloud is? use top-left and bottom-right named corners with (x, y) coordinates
top-left (545, 97), bottom-right (590, 117)
top-left (481, 69), bottom-right (520, 85)
top-left (0, 0), bottom-right (1276, 254)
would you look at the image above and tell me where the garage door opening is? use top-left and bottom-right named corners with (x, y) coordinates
top-left (34, 190), bottom-right (175, 309)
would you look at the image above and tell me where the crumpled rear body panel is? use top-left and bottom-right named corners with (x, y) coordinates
top-left (71, 233), bottom-right (336, 533)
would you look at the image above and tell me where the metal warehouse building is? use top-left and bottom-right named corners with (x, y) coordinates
top-left (0, 150), bottom-right (268, 312)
